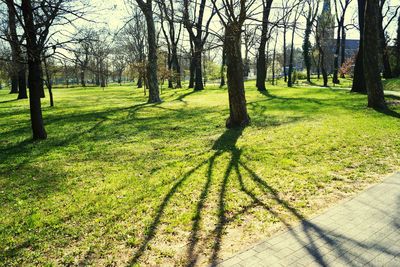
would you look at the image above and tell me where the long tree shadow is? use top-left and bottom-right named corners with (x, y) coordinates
top-left (175, 90), bottom-right (199, 105)
top-left (234, 160), bottom-right (399, 266)
top-left (374, 107), bottom-right (400, 118)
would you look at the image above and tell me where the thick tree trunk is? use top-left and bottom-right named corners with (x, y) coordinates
top-left (10, 75), bottom-right (18, 94)
top-left (193, 44), bottom-right (204, 91)
top-left (22, 0), bottom-right (47, 139)
top-left (364, 0), bottom-right (386, 109)
top-left (141, 6), bottom-right (161, 103)
top-left (351, 0), bottom-right (367, 93)
top-left (225, 24), bottom-right (250, 128)
top-left (17, 67), bottom-right (27, 99)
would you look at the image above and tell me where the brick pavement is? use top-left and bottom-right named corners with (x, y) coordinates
top-left (217, 172), bottom-right (400, 267)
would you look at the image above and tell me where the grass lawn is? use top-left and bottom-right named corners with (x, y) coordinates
top-left (0, 81), bottom-right (399, 266)
top-left (383, 78), bottom-right (400, 92)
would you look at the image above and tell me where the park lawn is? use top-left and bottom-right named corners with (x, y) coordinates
top-left (0, 82), bottom-right (399, 266)
top-left (383, 78), bottom-right (400, 92)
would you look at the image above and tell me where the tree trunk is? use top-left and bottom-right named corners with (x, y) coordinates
top-left (396, 16), bottom-right (400, 76)
top-left (256, 1), bottom-right (273, 91)
top-left (17, 67), bottom-right (27, 99)
top-left (283, 27), bottom-right (288, 82)
top-left (303, 20), bottom-right (313, 83)
top-left (137, 75), bottom-right (143, 88)
top-left (189, 55), bottom-right (195, 88)
top-left (225, 24), bottom-right (250, 128)
top-left (351, 0), bottom-right (367, 93)
top-left (379, 11), bottom-right (392, 79)
top-left (140, 4), bottom-right (161, 103)
top-left (333, 21), bottom-right (342, 84)
top-left (10, 74), bottom-right (18, 94)
top-left (288, 21), bottom-right (297, 87)
top-left (340, 28), bottom-right (346, 78)
top-left (220, 45), bottom-right (226, 88)
top-left (22, 0), bottom-right (47, 139)
top-left (193, 43), bottom-right (204, 91)
top-left (80, 69), bottom-right (86, 87)
top-left (364, 0), bottom-right (386, 109)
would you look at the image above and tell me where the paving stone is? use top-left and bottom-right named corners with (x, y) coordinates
top-left (217, 173), bottom-right (400, 267)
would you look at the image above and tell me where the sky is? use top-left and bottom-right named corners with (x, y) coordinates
top-left (64, 0), bottom-right (398, 55)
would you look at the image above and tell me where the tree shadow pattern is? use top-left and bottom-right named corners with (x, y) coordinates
top-left (128, 126), bottom-right (400, 266)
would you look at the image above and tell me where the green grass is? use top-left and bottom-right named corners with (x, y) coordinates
top-left (383, 78), bottom-right (400, 92)
top-left (0, 81), bottom-right (399, 266)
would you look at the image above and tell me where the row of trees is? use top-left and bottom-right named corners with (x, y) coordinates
top-left (0, 0), bottom-right (399, 140)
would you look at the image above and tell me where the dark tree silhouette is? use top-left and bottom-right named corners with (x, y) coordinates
top-left (364, 0), bottom-right (387, 109)
top-left (135, 0), bottom-right (161, 103)
top-left (256, 0), bottom-right (274, 91)
top-left (212, 0), bottom-right (251, 128)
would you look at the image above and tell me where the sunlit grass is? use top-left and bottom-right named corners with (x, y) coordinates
top-left (0, 81), bottom-right (399, 266)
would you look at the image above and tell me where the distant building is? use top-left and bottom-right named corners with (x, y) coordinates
top-left (330, 39), bottom-right (360, 64)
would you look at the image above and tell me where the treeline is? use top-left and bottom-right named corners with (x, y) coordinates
top-left (0, 0), bottom-right (399, 140)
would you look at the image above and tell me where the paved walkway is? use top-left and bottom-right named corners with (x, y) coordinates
top-left (218, 172), bottom-right (400, 267)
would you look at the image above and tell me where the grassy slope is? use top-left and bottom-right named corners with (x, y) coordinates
top-left (0, 82), bottom-right (399, 266)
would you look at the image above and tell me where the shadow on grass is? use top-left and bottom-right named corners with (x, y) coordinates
top-left (374, 107), bottom-right (400, 118)
top-left (127, 124), bottom-right (400, 266)
top-left (175, 90), bottom-right (199, 105)
top-left (0, 98), bottom-right (18, 104)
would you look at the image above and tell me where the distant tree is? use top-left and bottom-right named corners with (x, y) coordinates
top-left (123, 8), bottom-right (147, 88)
top-left (316, 0), bottom-right (335, 87)
top-left (243, 25), bottom-right (257, 80)
top-left (332, 0), bottom-right (352, 84)
top-left (42, 53), bottom-right (56, 107)
top-left (378, 0), bottom-right (400, 79)
top-left (74, 29), bottom-right (94, 87)
top-left (4, 0), bottom-right (27, 98)
top-left (364, 0), bottom-right (387, 109)
top-left (157, 0), bottom-right (182, 88)
top-left (302, 0), bottom-right (320, 83)
top-left (288, 2), bottom-right (304, 87)
top-left (182, 0), bottom-right (215, 91)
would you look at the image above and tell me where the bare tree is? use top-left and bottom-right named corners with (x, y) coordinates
top-left (302, 0), bottom-right (320, 83)
top-left (182, 0), bottom-right (215, 91)
top-left (288, 1), bottom-right (304, 87)
top-left (157, 0), bottom-right (182, 88)
top-left (378, 0), bottom-right (400, 79)
top-left (211, 0), bottom-right (254, 128)
top-left (135, 0), bottom-right (161, 103)
top-left (332, 0), bottom-right (352, 84)
top-left (256, 0), bottom-right (274, 91)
